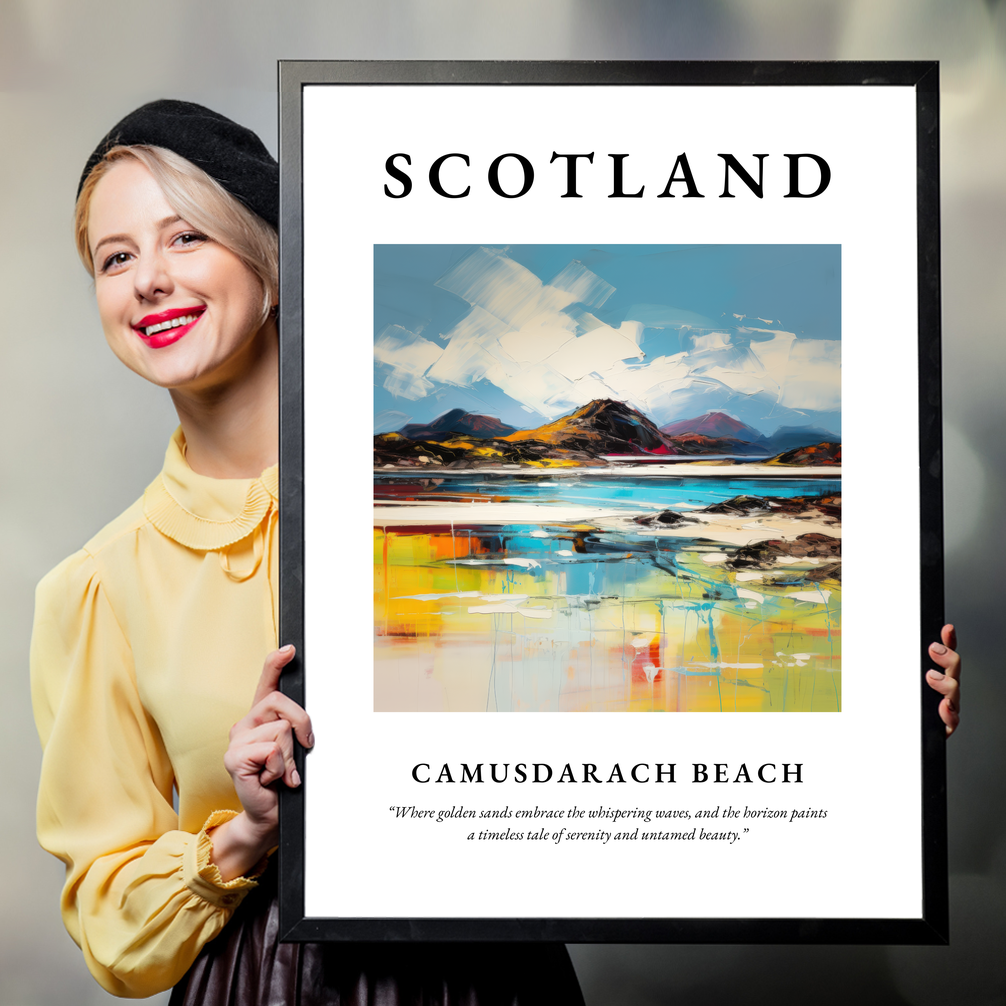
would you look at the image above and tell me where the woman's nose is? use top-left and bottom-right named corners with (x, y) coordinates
top-left (133, 249), bottom-right (173, 302)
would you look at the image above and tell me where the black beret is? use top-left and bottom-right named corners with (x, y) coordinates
top-left (78, 99), bottom-right (278, 228)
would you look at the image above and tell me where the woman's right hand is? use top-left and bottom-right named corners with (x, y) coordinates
top-left (209, 645), bottom-right (314, 881)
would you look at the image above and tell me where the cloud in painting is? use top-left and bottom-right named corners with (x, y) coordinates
top-left (374, 247), bottom-right (841, 422)
top-left (374, 324), bottom-right (444, 400)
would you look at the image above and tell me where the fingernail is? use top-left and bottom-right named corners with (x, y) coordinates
top-left (292, 768), bottom-right (301, 787)
top-left (307, 732), bottom-right (315, 748)
top-left (280, 644), bottom-right (295, 654)
top-left (928, 670), bottom-right (944, 679)
top-left (931, 643), bottom-right (947, 654)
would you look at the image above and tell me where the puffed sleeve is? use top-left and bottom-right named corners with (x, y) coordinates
top-left (31, 549), bottom-right (262, 998)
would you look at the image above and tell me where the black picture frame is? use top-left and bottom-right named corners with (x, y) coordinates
top-left (277, 60), bottom-right (945, 944)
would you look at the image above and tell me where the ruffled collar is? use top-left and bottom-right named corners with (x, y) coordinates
top-left (143, 428), bottom-right (278, 551)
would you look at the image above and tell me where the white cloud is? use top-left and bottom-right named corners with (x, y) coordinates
top-left (377, 248), bottom-right (842, 421)
top-left (546, 323), bottom-right (644, 382)
top-left (498, 318), bottom-right (577, 367)
top-left (548, 260), bottom-right (616, 308)
top-left (778, 338), bottom-right (841, 410)
top-left (374, 325), bottom-right (444, 400)
top-left (691, 331), bottom-right (733, 351)
top-left (435, 246), bottom-right (573, 328)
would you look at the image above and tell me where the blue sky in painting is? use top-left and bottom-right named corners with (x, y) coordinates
top-left (374, 244), bottom-right (840, 437)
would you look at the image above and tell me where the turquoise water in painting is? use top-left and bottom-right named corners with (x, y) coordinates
top-left (374, 473), bottom-right (840, 512)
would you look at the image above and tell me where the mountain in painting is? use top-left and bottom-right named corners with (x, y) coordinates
top-left (658, 411), bottom-right (767, 456)
top-left (764, 425), bottom-right (841, 454)
top-left (376, 399), bottom-right (675, 468)
top-left (768, 441), bottom-right (842, 466)
top-left (373, 431), bottom-right (603, 468)
top-left (658, 411), bottom-right (841, 457)
top-left (662, 432), bottom-right (767, 456)
top-left (502, 399), bottom-right (674, 455)
top-left (398, 409), bottom-right (517, 441)
top-left (375, 400), bottom-right (842, 469)
top-left (660, 411), bottom-right (765, 443)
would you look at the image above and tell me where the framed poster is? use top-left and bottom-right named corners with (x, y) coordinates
top-left (277, 61), bottom-right (946, 943)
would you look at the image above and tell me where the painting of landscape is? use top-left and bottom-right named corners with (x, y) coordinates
top-left (373, 245), bottom-right (841, 712)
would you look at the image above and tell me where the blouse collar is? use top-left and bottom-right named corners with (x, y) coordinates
top-left (143, 428), bottom-right (278, 551)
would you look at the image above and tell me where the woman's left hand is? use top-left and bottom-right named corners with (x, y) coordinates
top-left (209, 645), bottom-right (313, 881)
top-left (926, 624), bottom-right (961, 737)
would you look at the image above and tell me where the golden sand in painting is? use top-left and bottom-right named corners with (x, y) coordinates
top-left (374, 510), bottom-right (840, 713)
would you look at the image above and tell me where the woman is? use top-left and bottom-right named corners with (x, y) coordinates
top-left (33, 99), bottom-right (963, 1003)
top-left (31, 100), bottom-right (586, 1003)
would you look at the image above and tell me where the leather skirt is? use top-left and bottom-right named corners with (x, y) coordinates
top-left (169, 869), bottom-right (585, 1006)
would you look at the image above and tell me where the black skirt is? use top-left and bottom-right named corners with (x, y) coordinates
top-left (169, 869), bottom-right (585, 1006)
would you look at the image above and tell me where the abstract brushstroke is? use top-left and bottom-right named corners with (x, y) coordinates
top-left (374, 477), bottom-right (841, 713)
top-left (372, 245), bottom-right (841, 713)
top-left (374, 245), bottom-right (841, 434)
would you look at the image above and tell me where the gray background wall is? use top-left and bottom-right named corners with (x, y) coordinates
top-left (1, 1), bottom-right (1003, 1003)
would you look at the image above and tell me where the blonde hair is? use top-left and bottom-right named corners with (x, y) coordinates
top-left (75, 145), bottom-right (278, 322)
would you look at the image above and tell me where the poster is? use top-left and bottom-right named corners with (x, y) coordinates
top-left (278, 62), bottom-right (945, 942)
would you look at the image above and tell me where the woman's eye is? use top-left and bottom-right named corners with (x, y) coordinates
top-left (173, 231), bottom-right (208, 248)
top-left (101, 251), bottom-right (132, 273)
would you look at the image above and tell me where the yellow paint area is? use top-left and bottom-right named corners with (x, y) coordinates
top-left (374, 528), bottom-right (841, 713)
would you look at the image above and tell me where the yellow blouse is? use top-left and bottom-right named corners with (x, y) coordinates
top-left (31, 429), bottom-right (279, 998)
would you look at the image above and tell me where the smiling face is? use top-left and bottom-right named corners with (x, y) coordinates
top-left (87, 158), bottom-right (272, 392)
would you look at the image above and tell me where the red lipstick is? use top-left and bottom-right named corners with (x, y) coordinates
top-left (132, 306), bottom-right (206, 349)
